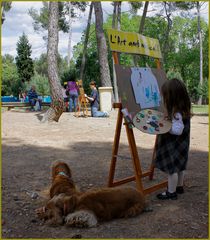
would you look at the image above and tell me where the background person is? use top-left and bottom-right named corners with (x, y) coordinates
top-left (27, 85), bottom-right (42, 111)
top-left (85, 81), bottom-right (108, 117)
top-left (62, 82), bottom-right (69, 112)
top-left (66, 78), bottom-right (79, 112)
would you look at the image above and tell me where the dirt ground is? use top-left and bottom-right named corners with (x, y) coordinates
top-left (2, 109), bottom-right (209, 239)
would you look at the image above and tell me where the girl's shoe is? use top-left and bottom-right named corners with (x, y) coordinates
top-left (176, 186), bottom-right (184, 194)
top-left (156, 191), bottom-right (177, 200)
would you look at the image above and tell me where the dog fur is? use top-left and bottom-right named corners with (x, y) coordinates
top-left (39, 186), bottom-right (146, 227)
top-left (35, 161), bottom-right (80, 225)
top-left (50, 161), bottom-right (78, 198)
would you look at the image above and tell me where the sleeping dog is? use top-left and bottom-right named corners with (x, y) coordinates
top-left (35, 161), bottom-right (80, 225)
top-left (37, 186), bottom-right (146, 227)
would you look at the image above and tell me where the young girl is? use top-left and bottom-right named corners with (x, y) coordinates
top-left (155, 78), bottom-right (191, 200)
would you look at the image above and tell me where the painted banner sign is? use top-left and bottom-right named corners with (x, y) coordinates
top-left (107, 29), bottom-right (162, 59)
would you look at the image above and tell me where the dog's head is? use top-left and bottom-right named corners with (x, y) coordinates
top-left (51, 161), bottom-right (72, 181)
top-left (36, 193), bottom-right (78, 226)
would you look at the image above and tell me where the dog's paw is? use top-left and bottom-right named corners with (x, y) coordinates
top-left (35, 206), bottom-right (46, 219)
top-left (65, 210), bottom-right (98, 228)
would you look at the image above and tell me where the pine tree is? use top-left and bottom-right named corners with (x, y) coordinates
top-left (15, 33), bottom-right (34, 82)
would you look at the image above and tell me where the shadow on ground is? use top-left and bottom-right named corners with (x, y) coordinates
top-left (2, 140), bottom-right (208, 239)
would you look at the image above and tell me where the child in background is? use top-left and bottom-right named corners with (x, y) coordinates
top-left (155, 78), bottom-right (191, 200)
top-left (85, 81), bottom-right (109, 117)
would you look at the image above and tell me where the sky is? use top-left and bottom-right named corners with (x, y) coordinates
top-left (2, 1), bottom-right (209, 60)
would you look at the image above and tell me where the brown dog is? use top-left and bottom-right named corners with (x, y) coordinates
top-left (39, 186), bottom-right (146, 227)
top-left (35, 161), bottom-right (79, 225)
top-left (50, 161), bottom-right (78, 198)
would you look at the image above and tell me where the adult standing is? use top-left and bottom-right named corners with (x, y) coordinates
top-left (66, 78), bottom-right (79, 112)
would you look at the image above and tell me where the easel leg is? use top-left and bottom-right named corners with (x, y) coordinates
top-left (108, 108), bottom-right (123, 187)
top-left (149, 135), bottom-right (158, 180)
top-left (125, 124), bottom-right (143, 192)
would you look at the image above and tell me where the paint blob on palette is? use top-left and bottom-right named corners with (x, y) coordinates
top-left (133, 109), bottom-right (172, 135)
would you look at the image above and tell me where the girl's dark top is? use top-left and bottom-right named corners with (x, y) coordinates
top-left (155, 117), bottom-right (190, 174)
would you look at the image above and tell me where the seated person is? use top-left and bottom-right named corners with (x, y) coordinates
top-left (85, 81), bottom-right (109, 117)
top-left (27, 85), bottom-right (42, 111)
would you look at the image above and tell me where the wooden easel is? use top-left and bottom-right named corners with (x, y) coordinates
top-left (107, 52), bottom-right (167, 195)
top-left (75, 80), bottom-right (88, 117)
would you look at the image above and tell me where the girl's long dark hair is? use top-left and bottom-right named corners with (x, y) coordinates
top-left (161, 78), bottom-right (191, 120)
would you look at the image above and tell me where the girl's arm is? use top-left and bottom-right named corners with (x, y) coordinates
top-left (84, 94), bottom-right (94, 102)
top-left (170, 112), bottom-right (184, 135)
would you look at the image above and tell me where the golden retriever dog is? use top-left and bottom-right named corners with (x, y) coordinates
top-left (35, 161), bottom-right (79, 225)
top-left (49, 161), bottom-right (78, 198)
top-left (37, 186), bottom-right (146, 227)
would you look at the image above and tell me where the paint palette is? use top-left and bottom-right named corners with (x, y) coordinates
top-left (133, 109), bottom-right (172, 135)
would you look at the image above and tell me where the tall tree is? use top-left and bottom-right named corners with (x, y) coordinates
top-left (1, 1), bottom-right (12, 24)
top-left (173, 1), bottom-right (204, 104)
top-left (196, 1), bottom-right (203, 105)
top-left (67, 2), bottom-right (73, 67)
top-left (28, 2), bottom-right (87, 39)
top-left (111, 1), bottom-right (122, 102)
top-left (42, 2), bottom-right (64, 123)
top-left (79, 2), bottom-right (93, 81)
top-left (93, 2), bottom-right (112, 88)
top-left (15, 33), bottom-right (34, 82)
top-left (133, 1), bottom-right (149, 66)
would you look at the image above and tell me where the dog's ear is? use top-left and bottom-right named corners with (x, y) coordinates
top-left (63, 195), bottom-right (77, 215)
top-left (62, 163), bottom-right (72, 178)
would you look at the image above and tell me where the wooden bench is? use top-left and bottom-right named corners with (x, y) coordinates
top-left (1, 102), bottom-right (51, 110)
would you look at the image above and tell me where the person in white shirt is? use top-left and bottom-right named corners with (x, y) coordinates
top-left (155, 78), bottom-right (191, 200)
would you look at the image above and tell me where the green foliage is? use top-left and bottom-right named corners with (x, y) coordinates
top-left (28, 2), bottom-right (88, 35)
top-left (73, 11), bottom-right (208, 103)
top-left (166, 69), bottom-right (183, 81)
top-left (28, 2), bottom-right (69, 33)
top-left (29, 73), bottom-right (50, 96)
top-left (34, 53), bottom-right (48, 77)
top-left (15, 33), bottom-right (34, 82)
top-left (2, 54), bottom-right (26, 97)
top-left (60, 68), bottom-right (77, 85)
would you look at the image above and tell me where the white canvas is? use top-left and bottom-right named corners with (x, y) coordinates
top-left (131, 67), bottom-right (161, 109)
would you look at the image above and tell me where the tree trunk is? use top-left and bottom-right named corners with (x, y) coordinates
top-left (43, 2), bottom-right (64, 122)
top-left (133, 1), bottom-right (149, 66)
top-left (79, 2), bottom-right (93, 81)
top-left (1, 2), bottom-right (12, 24)
top-left (93, 2), bottom-right (112, 88)
top-left (162, 2), bottom-right (173, 62)
top-left (139, 1), bottom-right (149, 34)
top-left (111, 1), bottom-right (121, 102)
top-left (197, 1), bottom-right (203, 105)
top-left (67, 2), bottom-right (73, 67)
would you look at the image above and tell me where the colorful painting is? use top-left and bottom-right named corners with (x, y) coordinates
top-left (115, 65), bottom-right (167, 118)
top-left (131, 68), bottom-right (161, 109)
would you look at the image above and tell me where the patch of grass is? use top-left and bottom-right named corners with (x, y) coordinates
top-left (192, 105), bottom-right (209, 114)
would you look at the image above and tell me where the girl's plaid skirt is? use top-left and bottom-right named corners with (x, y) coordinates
top-left (155, 118), bottom-right (190, 174)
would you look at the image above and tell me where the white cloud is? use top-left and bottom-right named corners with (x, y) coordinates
top-left (12, 2), bottom-right (43, 12)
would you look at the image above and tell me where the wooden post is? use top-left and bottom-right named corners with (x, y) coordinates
top-left (108, 104), bottom-right (123, 187)
top-left (124, 123), bottom-right (143, 191)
